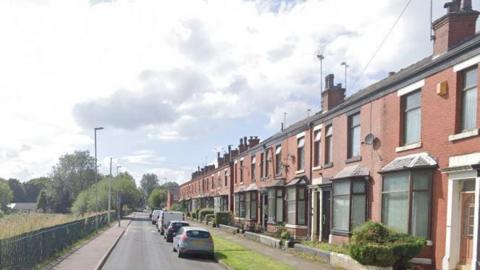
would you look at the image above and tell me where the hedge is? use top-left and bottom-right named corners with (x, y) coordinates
top-left (198, 208), bottom-right (214, 221)
top-left (195, 208), bottom-right (201, 220)
top-left (214, 211), bottom-right (231, 225)
top-left (192, 212), bottom-right (197, 219)
top-left (205, 214), bottom-right (215, 224)
top-left (349, 221), bottom-right (426, 269)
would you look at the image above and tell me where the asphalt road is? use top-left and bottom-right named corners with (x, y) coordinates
top-left (102, 212), bottom-right (225, 270)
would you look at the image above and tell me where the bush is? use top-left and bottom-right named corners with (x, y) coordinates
top-left (198, 208), bottom-right (214, 221)
top-left (349, 221), bottom-right (426, 269)
top-left (280, 230), bottom-right (290, 240)
top-left (273, 226), bottom-right (289, 239)
top-left (192, 212), bottom-right (197, 219)
top-left (215, 211), bottom-right (231, 225)
top-left (195, 208), bottom-right (201, 220)
top-left (205, 214), bottom-right (215, 224)
top-left (0, 209), bottom-right (4, 218)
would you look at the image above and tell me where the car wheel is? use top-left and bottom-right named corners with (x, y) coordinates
top-left (173, 246), bottom-right (176, 252)
top-left (209, 253), bottom-right (215, 260)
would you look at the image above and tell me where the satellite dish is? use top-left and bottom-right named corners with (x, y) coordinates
top-left (364, 133), bottom-right (375, 145)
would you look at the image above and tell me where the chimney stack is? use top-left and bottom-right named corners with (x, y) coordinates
top-left (432, 0), bottom-right (479, 57)
top-left (321, 74), bottom-right (346, 113)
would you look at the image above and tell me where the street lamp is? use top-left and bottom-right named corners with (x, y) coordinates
top-left (94, 127), bottom-right (104, 231)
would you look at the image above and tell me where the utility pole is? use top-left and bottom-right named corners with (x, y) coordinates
top-left (94, 127), bottom-right (104, 231)
top-left (116, 166), bottom-right (121, 227)
top-left (108, 157), bottom-right (112, 223)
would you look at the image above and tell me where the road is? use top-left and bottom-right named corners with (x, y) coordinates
top-left (102, 212), bottom-right (225, 270)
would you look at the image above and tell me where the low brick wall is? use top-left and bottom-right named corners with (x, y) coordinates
top-left (218, 224), bottom-right (239, 234)
top-left (244, 231), bottom-right (281, 249)
top-left (293, 244), bottom-right (330, 263)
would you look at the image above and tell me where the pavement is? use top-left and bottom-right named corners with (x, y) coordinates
top-left (53, 217), bottom-right (132, 270)
top-left (101, 212), bottom-right (225, 270)
top-left (190, 220), bottom-right (335, 270)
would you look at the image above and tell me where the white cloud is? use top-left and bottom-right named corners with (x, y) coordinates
top-left (0, 0), bottom-right (465, 181)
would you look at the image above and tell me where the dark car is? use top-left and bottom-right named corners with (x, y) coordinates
top-left (164, 221), bottom-right (190, 242)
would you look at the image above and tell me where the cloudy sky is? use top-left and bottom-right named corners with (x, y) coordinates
top-left (0, 0), bottom-right (471, 185)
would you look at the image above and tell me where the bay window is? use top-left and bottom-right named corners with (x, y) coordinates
top-left (332, 179), bottom-right (367, 233)
top-left (381, 170), bottom-right (431, 238)
top-left (250, 192), bottom-right (257, 220)
top-left (287, 186), bottom-right (307, 225)
top-left (239, 193), bottom-right (246, 218)
top-left (267, 188), bottom-right (285, 223)
top-left (235, 194), bottom-right (240, 217)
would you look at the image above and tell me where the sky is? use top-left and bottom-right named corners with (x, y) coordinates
top-left (0, 0), bottom-right (473, 185)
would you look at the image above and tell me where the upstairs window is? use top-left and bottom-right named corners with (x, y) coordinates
top-left (461, 67), bottom-right (478, 131)
top-left (348, 113), bottom-right (361, 158)
top-left (251, 156), bottom-right (256, 181)
top-left (260, 153), bottom-right (265, 178)
top-left (325, 125), bottom-right (333, 165)
top-left (234, 163), bottom-right (238, 184)
top-left (224, 170), bottom-right (228, 186)
top-left (313, 129), bottom-right (321, 167)
top-left (402, 90), bottom-right (422, 145)
top-left (240, 160), bottom-right (244, 183)
top-left (297, 137), bottom-right (305, 171)
top-left (265, 149), bottom-right (270, 177)
top-left (275, 145), bottom-right (282, 176)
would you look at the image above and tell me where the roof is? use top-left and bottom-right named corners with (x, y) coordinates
top-left (380, 152), bottom-right (437, 173)
top-left (333, 165), bottom-right (370, 180)
top-left (7, 202), bottom-right (37, 210)
top-left (286, 175), bottom-right (308, 186)
top-left (182, 226), bottom-right (209, 232)
top-left (266, 179), bottom-right (286, 188)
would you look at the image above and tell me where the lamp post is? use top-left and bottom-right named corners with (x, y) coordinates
top-left (116, 165), bottom-right (122, 227)
top-left (94, 127), bottom-right (104, 231)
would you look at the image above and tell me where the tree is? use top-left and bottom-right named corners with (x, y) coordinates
top-left (8, 178), bottom-right (26, 202)
top-left (160, 181), bottom-right (179, 189)
top-left (140, 173), bottom-right (159, 198)
top-left (24, 177), bottom-right (50, 202)
top-left (37, 189), bottom-right (48, 212)
top-left (147, 187), bottom-right (168, 209)
top-left (0, 180), bottom-right (13, 210)
top-left (46, 151), bottom-right (98, 213)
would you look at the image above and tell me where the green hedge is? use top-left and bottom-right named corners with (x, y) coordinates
top-left (214, 211), bottom-right (231, 225)
top-left (349, 221), bottom-right (426, 269)
top-left (205, 214), bottom-right (215, 224)
top-left (198, 208), bottom-right (214, 221)
top-left (195, 208), bottom-right (201, 220)
top-left (192, 212), bottom-right (197, 219)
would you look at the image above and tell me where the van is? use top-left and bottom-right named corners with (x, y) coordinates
top-left (151, 209), bottom-right (163, 225)
top-left (157, 211), bottom-right (184, 235)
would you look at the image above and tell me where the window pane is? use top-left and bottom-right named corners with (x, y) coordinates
top-left (298, 199), bottom-right (306, 225)
top-left (268, 190), bottom-right (275, 222)
top-left (333, 195), bottom-right (349, 231)
top-left (251, 193), bottom-right (257, 220)
top-left (465, 68), bottom-right (477, 89)
top-left (350, 125), bottom-right (361, 157)
top-left (245, 192), bottom-right (250, 218)
top-left (297, 137), bottom-right (305, 147)
top-left (287, 188), bottom-right (296, 224)
top-left (405, 91), bottom-right (421, 111)
top-left (382, 192), bottom-right (408, 233)
top-left (383, 172), bottom-right (409, 192)
top-left (326, 125), bottom-right (333, 136)
top-left (352, 195), bottom-right (366, 229)
top-left (412, 191), bottom-right (429, 238)
top-left (351, 113), bottom-right (360, 126)
top-left (235, 194), bottom-right (240, 217)
top-left (413, 171), bottom-right (431, 190)
top-left (276, 145), bottom-right (282, 154)
top-left (353, 181), bottom-right (365, 193)
top-left (334, 181), bottom-right (350, 195)
top-left (276, 197), bottom-right (284, 222)
top-left (462, 87), bottom-right (477, 130)
top-left (405, 108), bottom-right (421, 144)
top-left (315, 130), bottom-right (321, 141)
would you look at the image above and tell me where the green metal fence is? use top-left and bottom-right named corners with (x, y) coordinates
top-left (0, 213), bottom-right (114, 270)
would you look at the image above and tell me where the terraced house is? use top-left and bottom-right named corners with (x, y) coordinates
top-left (180, 1), bottom-right (480, 269)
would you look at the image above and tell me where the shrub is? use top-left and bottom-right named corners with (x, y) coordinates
top-left (273, 226), bottom-right (289, 239)
top-left (0, 209), bottom-right (3, 218)
top-left (192, 212), bottom-right (197, 219)
top-left (215, 211), bottom-right (231, 225)
top-left (349, 221), bottom-right (426, 269)
top-left (195, 208), bottom-right (201, 220)
top-left (205, 214), bottom-right (215, 224)
top-left (280, 230), bottom-right (290, 240)
top-left (198, 208), bottom-right (214, 221)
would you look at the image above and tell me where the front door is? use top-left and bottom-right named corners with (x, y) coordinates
top-left (460, 192), bottom-right (475, 266)
top-left (321, 190), bottom-right (331, 242)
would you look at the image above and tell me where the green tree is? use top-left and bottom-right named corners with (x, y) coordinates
top-left (46, 151), bottom-right (98, 213)
top-left (37, 189), bottom-right (48, 212)
top-left (8, 178), bottom-right (26, 202)
top-left (147, 187), bottom-right (168, 209)
top-left (140, 173), bottom-right (159, 199)
top-left (24, 177), bottom-right (50, 202)
top-left (160, 181), bottom-right (179, 189)
top-left (0, 180), bottom-right (13, 210)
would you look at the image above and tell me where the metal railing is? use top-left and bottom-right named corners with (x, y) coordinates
top-left (0, 213), bottom-right (114, 270)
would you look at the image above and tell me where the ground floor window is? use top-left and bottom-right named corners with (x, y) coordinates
top-left (332, 179), bottom-right (367, 233)
top-left (235, 192), bottom-right (257, 219)
top-left (381, 170), bottom-right (431, 238)
top-left (250, 192), bottom-right (257, 220)
top-left (287, 186), bottom-right (307, 225)
top-left (220, 196), bottom-right (228, 212)
top-left (235, 194), bottom-right (240, 217)
top-left (239, 193), bottom-right (246, 218)
top-left (267, 188), bottom-right (284, 223)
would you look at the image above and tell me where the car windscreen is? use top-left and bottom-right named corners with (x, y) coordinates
top-left (186, 230), bottom-right (210, 238)
top-left (171, 223), bottom-right (189, 228)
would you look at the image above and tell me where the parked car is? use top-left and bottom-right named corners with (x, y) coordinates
top-left (157, 211), bottom-right (184, 235)
top-left (164, 221), bottom-right (190, 242)
top-left (151, 209), bottom-right (162, 225)
top-left (172, 227), bottom-right (214, 259)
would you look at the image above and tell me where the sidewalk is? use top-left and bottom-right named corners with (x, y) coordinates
top-left (190, 220), bottom-right (334, 270)
top-left (53, 218), bottom-right (131, 270)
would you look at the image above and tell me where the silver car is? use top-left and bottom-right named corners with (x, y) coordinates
top-left (172, 227), bottom-right (214, 259)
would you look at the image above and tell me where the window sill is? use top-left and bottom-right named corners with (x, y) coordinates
top-left (395, 142), bottom-right (422, 153)
top-left (345, 156), bottom-right (362, 164)
top-left (312, 166), bottom-right (322, 171)
top-left (330, 229), bottom-right (352, 237)
top-left (296, 169), bottom-right (305, 175)
top-left (285, 224), bottom-right (308, 229)
top-left (448, 128), bottom-right (479, 142)
top-left (323, 163), bottom-right (333, 169)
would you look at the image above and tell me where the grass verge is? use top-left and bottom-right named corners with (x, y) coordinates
top-left (213, 235), bottom-right (293, 270)
top-left (300, 241), bottom-right (349, 254)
